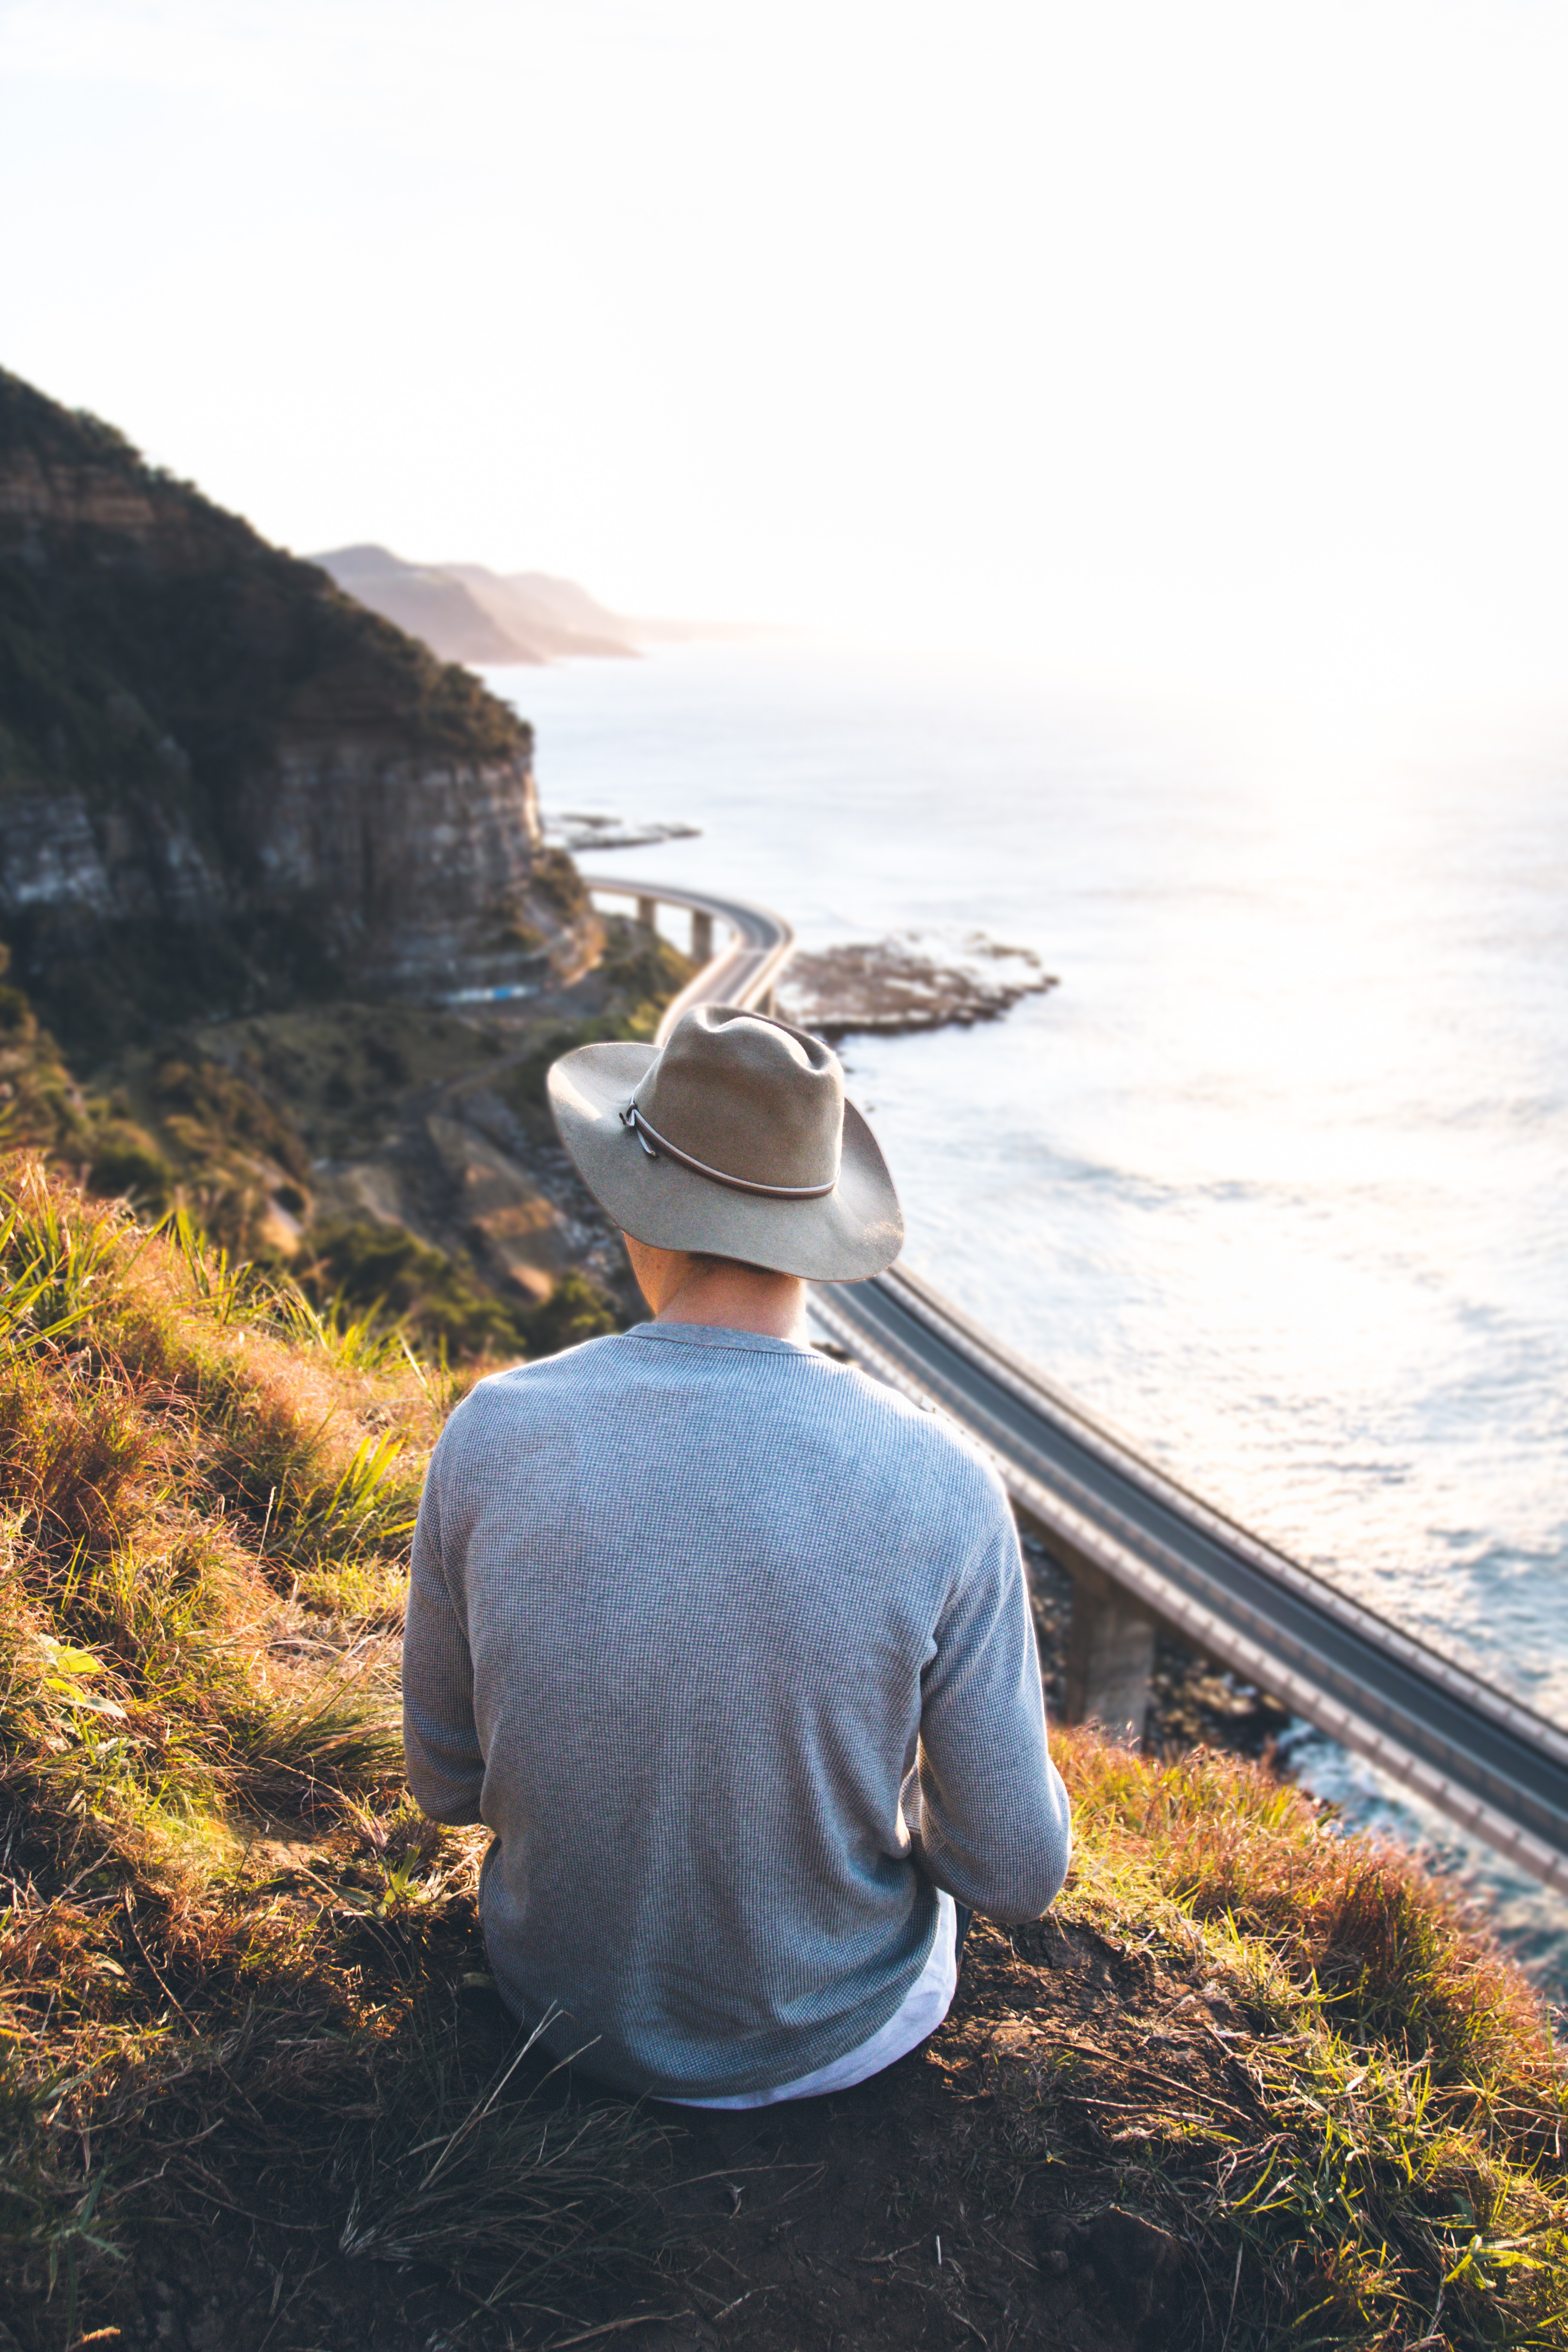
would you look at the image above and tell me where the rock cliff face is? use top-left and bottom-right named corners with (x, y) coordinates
top-left (0, 368), bottom-right (595, 1052)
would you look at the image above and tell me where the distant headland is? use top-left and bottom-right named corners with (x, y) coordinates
top-left (309, 543), bottom-right (744, 669)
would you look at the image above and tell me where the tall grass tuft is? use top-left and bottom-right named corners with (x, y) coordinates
top-left (337, 2010), bottom-right (671, 2310)
top-left (233, 1669), bottom-right (407, 1806)
top-left (1048, 1730), bottom-right (1568, 2346)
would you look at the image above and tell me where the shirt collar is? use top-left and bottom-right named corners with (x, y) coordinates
top-left (624, 1321), bottom-right (818, 1358)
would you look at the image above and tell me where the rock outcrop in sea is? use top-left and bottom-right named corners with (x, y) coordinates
top-left (777, 930), bottom-right (1057, 1039)
top-left (0, 368), bottom-right (596, 1050)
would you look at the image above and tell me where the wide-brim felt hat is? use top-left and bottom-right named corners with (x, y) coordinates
top-left (547, 1002), bottom-right (903, 1282)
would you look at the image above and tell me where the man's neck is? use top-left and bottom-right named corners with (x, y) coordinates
top-left (622, 1234), bottom-right (810, 1343)
top-left (620, 1232), bottom-right (808, 1345)
top-left (655, 1264), bottom-right (810, 1344)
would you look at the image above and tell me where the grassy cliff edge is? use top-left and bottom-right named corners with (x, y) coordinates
top-left (1, 1159), bottom-right (1565, 2351)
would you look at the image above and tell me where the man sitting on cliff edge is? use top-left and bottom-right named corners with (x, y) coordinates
top-left (403, 1002), bottom-right (1072, 2104)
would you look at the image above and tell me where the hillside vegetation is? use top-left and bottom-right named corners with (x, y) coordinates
top-left (0, 381), bottom-right (522, 797)
top-left (0, 916), bottom-right (699, 1368)
top-left (2, 1157), bottom-right (1565, 2352)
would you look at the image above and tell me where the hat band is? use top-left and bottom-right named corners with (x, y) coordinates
top-left (620, 1100), bottom-right (838, 1199)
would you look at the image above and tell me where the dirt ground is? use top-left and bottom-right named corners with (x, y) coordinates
top-left (73, 1911), bottom-right (1240, 2352)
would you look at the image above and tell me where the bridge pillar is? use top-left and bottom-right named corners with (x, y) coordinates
top-left (1064, 1565), bottom-right (1156, 1747)
top-left (691, 910), bottom-right (714, 962)
top-left (636, 895), bottom-right (658, 931)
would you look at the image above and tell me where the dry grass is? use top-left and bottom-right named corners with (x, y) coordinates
top-left (2, 1149), bottom-right (1565, 2351)
top-left (0, 1155), bottom-right (663, 2348)
top-left (1024, 1734), bottom-right (1568, 2346)
top-left (334, 2006), bottom-right (674, 2309)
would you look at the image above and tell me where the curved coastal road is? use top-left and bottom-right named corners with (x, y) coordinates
top-left (590, 875), bottom-right (796, 1034)
top-left (590, 874), bottom-right (1568, 1896)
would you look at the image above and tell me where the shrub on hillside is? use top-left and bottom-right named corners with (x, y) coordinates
top-left (86, 1117), bottom-right (175, 1208)
top-left (299, 1215), bottom-right (620, 1362)
top-left (302, 1213), bottom-right (524, 1358)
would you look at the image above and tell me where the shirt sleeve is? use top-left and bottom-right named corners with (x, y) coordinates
top-left (907, 1473), bottom-right (1072, 1922)
top-left (402, 1456), bottom-right (487, 1824)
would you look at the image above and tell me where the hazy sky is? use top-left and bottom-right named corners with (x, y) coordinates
top-left (5, 0), bottom-right (1568, 701)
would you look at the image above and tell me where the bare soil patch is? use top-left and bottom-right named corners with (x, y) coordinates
top-left (75, 1914), bottom-right (1221, 2352)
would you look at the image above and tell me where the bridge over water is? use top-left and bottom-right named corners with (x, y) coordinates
top-left (589, 876), bottom-right (1568, 1898)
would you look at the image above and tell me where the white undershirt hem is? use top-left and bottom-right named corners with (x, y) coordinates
top-left (669, 1891), bottom-right (959, 2110)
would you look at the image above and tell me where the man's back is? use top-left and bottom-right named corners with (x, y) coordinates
top-left (404, 1320), bottom-right (1071, 2100)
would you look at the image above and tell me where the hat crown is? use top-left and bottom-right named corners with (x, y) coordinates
top-left (632, 1004), bottom-right (843, 1193)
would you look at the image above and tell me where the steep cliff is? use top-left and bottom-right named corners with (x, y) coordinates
top-left (0, 368), bottom-right (595, 1052)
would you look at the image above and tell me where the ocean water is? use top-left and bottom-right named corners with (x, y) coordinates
top-left (490, 637), bottom-right (1568, 1985)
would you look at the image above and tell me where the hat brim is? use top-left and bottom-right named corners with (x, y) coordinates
top-left (548, 1040), bottom-right (903, 1281)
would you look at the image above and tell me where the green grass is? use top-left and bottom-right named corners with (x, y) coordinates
top-left (4, 927), bottom-right (663, 1364)
top-left (0, 1152), bottom-right (667, 2345)
top-left (2, 1150), bottom-right (1564, 2349)
top-left (1018, 1734), bottom-right (1568, 2347)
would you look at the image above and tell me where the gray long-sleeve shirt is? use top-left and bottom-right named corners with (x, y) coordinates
top-left (403, 1320), bottom-right (1071, 2099)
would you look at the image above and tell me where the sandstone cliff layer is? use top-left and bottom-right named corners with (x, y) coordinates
top-left (0, 368), bottom-right (594, 1052)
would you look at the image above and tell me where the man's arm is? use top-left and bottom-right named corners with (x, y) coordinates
top-left (402, 1464), bottom-right (487, 1824)
top-left (909, 1478), bottom-right (1072, 1922)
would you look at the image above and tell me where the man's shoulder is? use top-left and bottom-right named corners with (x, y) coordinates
top-left (435, 1332), bottom-right (627, 1443)
top-left (434, 1329), bottom-right (1006, 1510)
top-left (816, 1354), bottom-right (1008, 1502)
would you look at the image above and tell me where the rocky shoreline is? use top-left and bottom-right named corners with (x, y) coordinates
top-left (776, 930), bottom-right (1057, 1039)
top-left (544, 810), bottom-right (702, 853)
